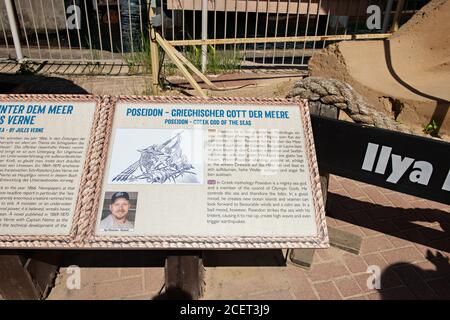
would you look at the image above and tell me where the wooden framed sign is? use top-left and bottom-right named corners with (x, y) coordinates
top-left (0, 94), bottom-right (98, 245)
top-left (0, 95), bottom-right (328, 249)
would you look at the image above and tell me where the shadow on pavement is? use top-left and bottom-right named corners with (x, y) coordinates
top-left (152, 287), bottom-right (193, 300)
top-left (0, 73), bottom-right (88, 94)
top-left (328, 192), bottom-right (450, 299)
top-left (203, 249), bottom-right (286, 267)
top-left (377, 250), bottom-right (450, 300)
top-left (327, 193), bottom-right (450, 253)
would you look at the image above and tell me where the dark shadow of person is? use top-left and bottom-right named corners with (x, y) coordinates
top-left (152, 287), bottom-right (193, 300)
top-left (377, 250), bottom-right (450, 300)
top-left (0, 73), bottom-right (88, 94)
top-left (327, 193), bottom-right (450, 254)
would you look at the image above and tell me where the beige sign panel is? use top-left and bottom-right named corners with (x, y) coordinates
top-left (0, 94), bottom-right (97, 244)
top-left (0, 96), bottom-right (328, 249)
top-left (92, 97), bottom-right (328, 249)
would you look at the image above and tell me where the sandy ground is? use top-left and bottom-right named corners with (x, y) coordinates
top-left (308, 0), bottom-right (450, 136)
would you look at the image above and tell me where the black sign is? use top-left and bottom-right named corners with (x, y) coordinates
top-left (311, 115), bottom-right (450, 205)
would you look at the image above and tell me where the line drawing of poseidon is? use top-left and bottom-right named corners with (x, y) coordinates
top-left (112, 131), bottom-right (197, 183)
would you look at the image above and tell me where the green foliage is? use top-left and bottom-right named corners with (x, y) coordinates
top-left (16, 61), bottom-right (37, 75)
top-left (183, 44), bottom-right (241, 74)
top-left (423, 120), bottom-right (439, 136)
top-left (85, 61), bottom-right (102, 75)
top-left (122, 36), bottom-right (152, 75)
top-left (91, 49), bottom-right (101, 61)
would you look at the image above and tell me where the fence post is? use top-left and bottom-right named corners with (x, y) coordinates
top-left (4, 0), bottom-right (23, 61)
top-left (382, 0), bottom-right (395, 33)
top-left (201, 0), bottom-right (207, 73)
top-left (390, 0), bottom-right (405, 32)
top-left (149, 0), bottom-right (160, 95)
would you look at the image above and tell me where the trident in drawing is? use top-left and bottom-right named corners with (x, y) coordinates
top-left (112, 131), bottom-right (195, 183)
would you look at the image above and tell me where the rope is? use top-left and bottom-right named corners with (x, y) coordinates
top-left (286, 77), bottom-right (414, 133)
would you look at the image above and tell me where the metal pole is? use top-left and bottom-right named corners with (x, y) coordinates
top-left (382, 0), bottom-right (395, 33)
top-left (0, 2), bottom-right (11, 56)
top-left (4, 0), bottom-right (23, 60)
top-left (201, 0), bottom-right (207, 72)
top-left (391, 0), bottom-right (405, 32)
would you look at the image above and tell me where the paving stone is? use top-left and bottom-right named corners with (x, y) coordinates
top-left (386, 233), bottom-right (418, 249)
top-left (353, 269), bottom-right (402, 293)
top-left (407, 282), bottom-right (438, 300)
top-left (342, 255), bottom-right (368, 273)
top-left (367, 287), bottom-right (416, 300)
top-left (120, 268), bottom-right (143, 278)
top-left (345, 295), bottom-right (368, 300)
top-left (283, 267), bottom-right (318, 300)
top-left (360, 235), bottom-right (394, 254)
top-left (334, 225), bottom-right (365, 237)
top-left (81, 267), bottom-right (121, 285)
top-left (313, 281), bottom-right (342, 300)
top-left (384, 193), bottom-right (415, 209)
top-left (143, 268), bottom-right (165, 294)
top-left (426, 277), bottom-right (450, 299)
top-left (246, 290), bottom-right (294, 300)
top-left (341, 180), bottom-right (368, 199)
top-left (381, 247), bottom-right (425, 264)
top-left (334, 277), bottom-right (363, 298)
top-left (362, 253), bottom-right (389, 269)
top-left (412, 256), bottom-right (450, 281)
top-left (365, 206), bottom-right (406, 221)
top-left (307, 261), bottom-right (349, 282)
top-left (361, 186), bottom-right (393, 207)
top-left (93, 276), bottom-right (144, 300)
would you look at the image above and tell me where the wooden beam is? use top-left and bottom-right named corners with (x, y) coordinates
top-left (0, 252), bottom-right (40, 300)
top-left (289, 248), bottom-right (315, 269)
top-left (164, 255), bottom-right (204, 300)
top-left (171, 47), bottom-right (217, 88)
top-left (168, 33), bottom-right (392, 47)
top-left (25, 251), bottom-right (61, 298)
top-left (328, 227), bottom-right (362, 254)
top-left (149, 6), bottom-right (160, 95)
top-left (155, 33), bottom-right (207, 98)
top-left (171, 48), bottom-right (252, 91)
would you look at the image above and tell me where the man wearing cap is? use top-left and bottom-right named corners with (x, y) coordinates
top-left (99, 192), bottom-right (134, 231)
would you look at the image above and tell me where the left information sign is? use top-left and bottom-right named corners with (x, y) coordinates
top-left (0, 96), bottom-right (96, 236)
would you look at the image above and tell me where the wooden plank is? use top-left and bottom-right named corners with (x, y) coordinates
top-left (0, 252), bottom-right (40, 300)
top-left (289, 248), bottom-right (315, 269)
top-left (164, 255), bottom-right (204, 300)
top-left (171, 48), bottom-right (253, 91)
top-left (155, 33), bottom-right (208, 97)
top-left (168, 33), bottom-right (392, 47)
top-left (328, 227), bottom-right (362, 254)
top-left (149, 6), bottom-right (160, 95)
top-left (25, 251), bottom-right (61, 299)
top-left (171, 48), bottom-right (217, 88)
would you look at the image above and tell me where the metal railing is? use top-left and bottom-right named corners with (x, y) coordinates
top-left (0, 0), bottom-right (428, 68)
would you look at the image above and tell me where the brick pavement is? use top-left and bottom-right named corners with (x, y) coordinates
top-left (48, 175), bottom-right (450, 300)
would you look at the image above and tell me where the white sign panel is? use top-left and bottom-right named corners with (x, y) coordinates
top-left (95, 98), bottom-right (328, 248)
